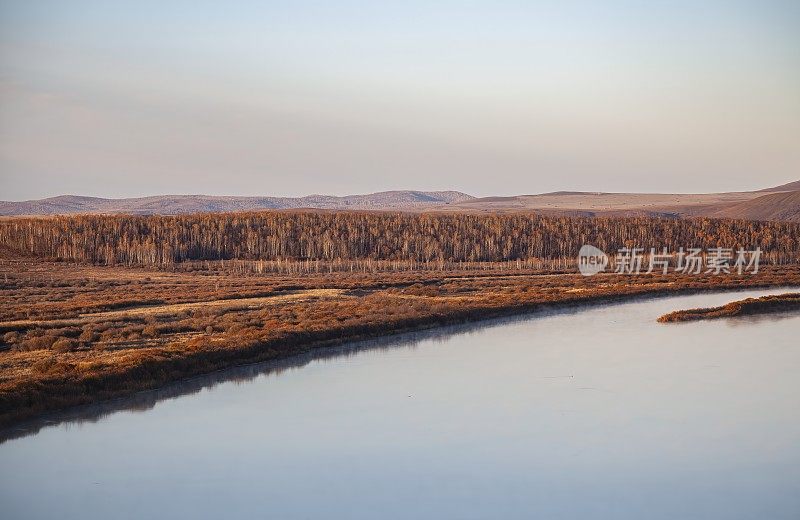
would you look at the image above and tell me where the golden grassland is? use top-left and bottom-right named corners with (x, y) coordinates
top-left (658, 292), bottom-right (800, 322)
top-left (2, 256), bottom-right (800, 427)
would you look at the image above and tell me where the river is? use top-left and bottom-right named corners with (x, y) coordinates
top-left (1, 287), bottom-right (799, 519)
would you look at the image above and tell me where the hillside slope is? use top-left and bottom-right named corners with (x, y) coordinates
top-left (710, 190), bottom-right (800, 222)
top-left (441, 191), bottom-right (753, 217)
top-left (759, 180), bottom-right (800, 192)
top-left (437, 180), bottom-right (800, 221)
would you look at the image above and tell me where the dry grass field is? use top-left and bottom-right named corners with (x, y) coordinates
top-left (3, 255), bottom-right (800, 427)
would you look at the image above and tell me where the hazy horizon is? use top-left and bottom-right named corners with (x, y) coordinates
top-left (2, 1), bottom-right (799, 200)
top-left (3, 178), bottom-right (800, 203)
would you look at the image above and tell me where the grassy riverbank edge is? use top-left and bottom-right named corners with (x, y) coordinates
top-left (658, 293), bottom-right (800, 323)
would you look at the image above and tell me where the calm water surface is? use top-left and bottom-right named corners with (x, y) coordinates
top-left (2, 287), bottom-right (800, 519)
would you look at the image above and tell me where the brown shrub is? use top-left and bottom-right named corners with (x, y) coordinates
top-left (31, 358), bottom-right (57, 374)
top-left (52, 338), bottom-right (79, 353)
top-left (17, 335), bottom-right (58, 351)
top-left (142, 325), bottom-right (158, 337)
top-left (79, 327), bottom-right (99, 342)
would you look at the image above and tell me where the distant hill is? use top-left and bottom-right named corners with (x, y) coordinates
top-left (2, 180), bottom-right (799, 221)
top-left (759, 180), bottom-right (800, 192)
top-left (710, 190), bottom-right (800, 221)
top-left (438, 180), bottom-right (800, 221)
top-left (0, 191), bottom-right (474, 216)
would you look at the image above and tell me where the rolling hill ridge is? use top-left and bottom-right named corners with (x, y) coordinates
top-left (0, 191), bottom-right (474, 216)
top-left (2, 181), bottom-right (798, 221)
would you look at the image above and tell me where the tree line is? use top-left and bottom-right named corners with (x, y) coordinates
top-left (1, 212), bottom-right (798, 266)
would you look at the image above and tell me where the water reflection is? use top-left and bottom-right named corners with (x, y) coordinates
top-left (725, 308), bottom-right (800, 325)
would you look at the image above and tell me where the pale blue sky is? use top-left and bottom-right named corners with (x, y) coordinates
top-left (1, 1), bottom-right (798, 199)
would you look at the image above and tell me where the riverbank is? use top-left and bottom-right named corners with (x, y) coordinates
top-left (658, 293), bottom-right (800, 322)
top-left (3, 259), bottom-right (800, 427)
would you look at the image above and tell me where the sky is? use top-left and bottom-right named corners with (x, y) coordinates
top-left (1, 0), bottom-right (799, 200)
